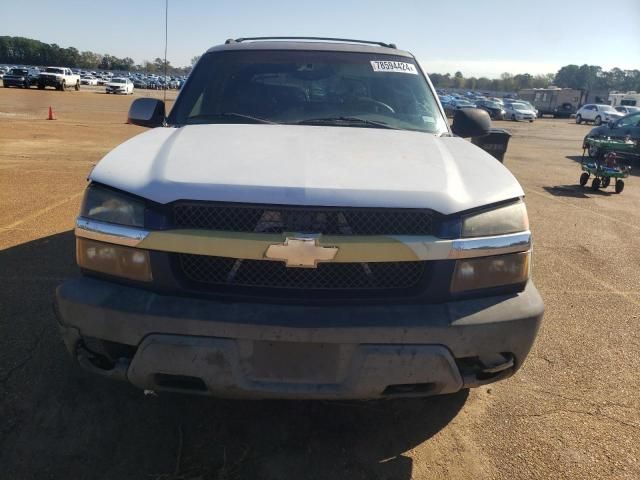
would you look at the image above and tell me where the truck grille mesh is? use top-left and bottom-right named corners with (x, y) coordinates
top-left (172, 203), bottom-right (435, 235)
top-left (178, 254), bottom-right (426, 291)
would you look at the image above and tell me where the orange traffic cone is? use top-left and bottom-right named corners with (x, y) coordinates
top-left (47, 106), bottom-right (56, 120)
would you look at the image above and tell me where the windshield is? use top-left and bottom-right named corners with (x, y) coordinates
top-left (599, 105), bottom-right (615, 112)
top-left (45, 68), bottom-right (64, 74)
top-left (170, 50), bottom-right (448, 133)
top-left (512, 103), bottom-right (528, 110)
top-left (483, 101), bottom-right (500, 108)
top-left (10, 69), bottom-right (28, 75)
top-left (111, 78), bottom-right (125, 83)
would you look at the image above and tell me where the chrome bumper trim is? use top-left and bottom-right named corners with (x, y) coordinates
top-left (449, 232), bottom-right (531, 259)
top-left (75, 218), bottom-right (149, 247)
top-left (74, 217), bottom-right (531, 260)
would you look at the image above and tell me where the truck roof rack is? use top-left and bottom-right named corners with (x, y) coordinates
top-left (225, 37), bottom-right (397, 49)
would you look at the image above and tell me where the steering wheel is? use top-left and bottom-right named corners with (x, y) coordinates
top-left (353, 97), bottom-right (396, 114)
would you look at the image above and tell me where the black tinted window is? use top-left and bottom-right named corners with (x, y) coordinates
top-left (170, 50), bottom-right (447, 133)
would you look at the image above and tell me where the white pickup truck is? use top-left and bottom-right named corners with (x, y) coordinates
top-left (55, 37), bottom-right (543, 400)
top-left (37, 67), bottom-right (80, 91)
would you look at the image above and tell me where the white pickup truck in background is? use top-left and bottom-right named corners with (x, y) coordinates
top-left (37, 67), bottom-right (80, 91)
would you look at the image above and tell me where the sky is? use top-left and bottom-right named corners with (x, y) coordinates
top-left (4, 0), bottom-right (640, 78)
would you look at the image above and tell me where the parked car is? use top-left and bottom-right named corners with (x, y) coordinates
top-left (476, 100), bottom-right (506, 120)
top-left (2, 67), bottom-right (39, 88)
top-left (81, 76), bottom-right (98, 86)
top-left (38, 67), bottom-right (80, 91)
top-left (105, 77), bottom-right (134, 94)
top-left (552, 102), bottom-right (576, 118)
top-left (614, 106), bottom-right (640, 115)
top-left (55, 37), bottom-right (543, 400)
top-left (503, 102), bottom-right (536, 122)
top-left (583, 111), bottom-right (640, 158)
top-left (444, 98), bottom-right (476, 117)
top-left (505, 99), bottom-right (538, 118)
top-left (575, 104), bottom-right (623, 125)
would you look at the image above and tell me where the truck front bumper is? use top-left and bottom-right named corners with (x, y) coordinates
top-left (55, 277), bottom-right (544, 399)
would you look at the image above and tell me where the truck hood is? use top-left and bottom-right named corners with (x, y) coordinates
top-left (90, 124), bottom-right (523, 215)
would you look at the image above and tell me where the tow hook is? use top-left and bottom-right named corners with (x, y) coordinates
top-left (461, 353), bottom-right (516, 388)
top-left (76, 344), bottom-right (129, 382)
top-left (481, 354), bottom-right (515, 374)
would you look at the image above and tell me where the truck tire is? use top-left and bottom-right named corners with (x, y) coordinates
top-left (75, 82), bottom-right (80, 91)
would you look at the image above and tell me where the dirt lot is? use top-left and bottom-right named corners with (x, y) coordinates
top-left (1, 86), bottom-right (639, 480)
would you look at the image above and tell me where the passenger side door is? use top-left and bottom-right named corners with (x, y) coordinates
top-left (583, 105), bottom-right (596, 121)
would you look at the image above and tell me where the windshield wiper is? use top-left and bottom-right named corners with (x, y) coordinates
top-left (294, 116), bottom-right (399, 130)
top-left (185, 112), bottom-right (279, 124)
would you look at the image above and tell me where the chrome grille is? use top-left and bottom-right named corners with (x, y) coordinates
top-left (178, 254), bottom-right (426, 291)
top-left (172, 203), bottom-right (435, 235)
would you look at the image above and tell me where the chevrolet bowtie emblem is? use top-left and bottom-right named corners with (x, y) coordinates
top-left (265, 236), bottom-right (339, 268)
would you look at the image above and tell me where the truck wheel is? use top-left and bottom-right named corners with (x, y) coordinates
top-left (575, 114), bottom-right (582, 124)
top-left (591, 178), bottom-right (601, 191)
top-left (75, 82), bottom-right (80, 91)
top-left (579, 172), bottom-right (589, 186)
top-left (601, 177), bottom-right (611, 188)
top-left (615, 180), bottom-right (624, 194)
top-left (594, 116), bottom-right (602, 125)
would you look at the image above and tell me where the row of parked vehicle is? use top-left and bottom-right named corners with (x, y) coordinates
top-left (79, 71), bottom-right (186, 90)
top-left (0, 65), bottom-right (187, 93)
top-left (437, 90), bottom-right (640, 127)
top-left (438, 92), bottom-right (538, 122)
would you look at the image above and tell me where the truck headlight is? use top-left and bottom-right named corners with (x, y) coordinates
top-left (462, 202), bottom-right (528, 238)
top-left (76, 238), bottom-right (152, 281)
top-left (80, 184), bottom-right (145, 227)
top-left (451, 251), bottom-right (530, 293)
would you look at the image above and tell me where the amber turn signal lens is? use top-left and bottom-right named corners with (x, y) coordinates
top-left (76, 238), bottom-right (152, 282)
top-left (451, 251), bottom-right (530, 293)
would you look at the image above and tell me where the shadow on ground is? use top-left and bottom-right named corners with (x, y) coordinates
top-left (0, 231), bottom-right (468, 480)
top-left (543, 184), bottom-right (613, 198)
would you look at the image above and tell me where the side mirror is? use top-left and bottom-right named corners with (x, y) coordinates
top-left (127, 98), bottom-right (166, 127)
top-left (451, 108), bottom-right (492, 138)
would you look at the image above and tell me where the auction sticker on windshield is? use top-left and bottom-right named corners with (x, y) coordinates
top-left (370, 60), bottom-right (418, 74)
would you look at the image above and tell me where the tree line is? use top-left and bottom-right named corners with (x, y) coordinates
top-left (430, 65), bottom-right (640, 93)
top-left (0, 36), bottom-right (190, 74)
top-left (2, 36), bottom-right (639, 91)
